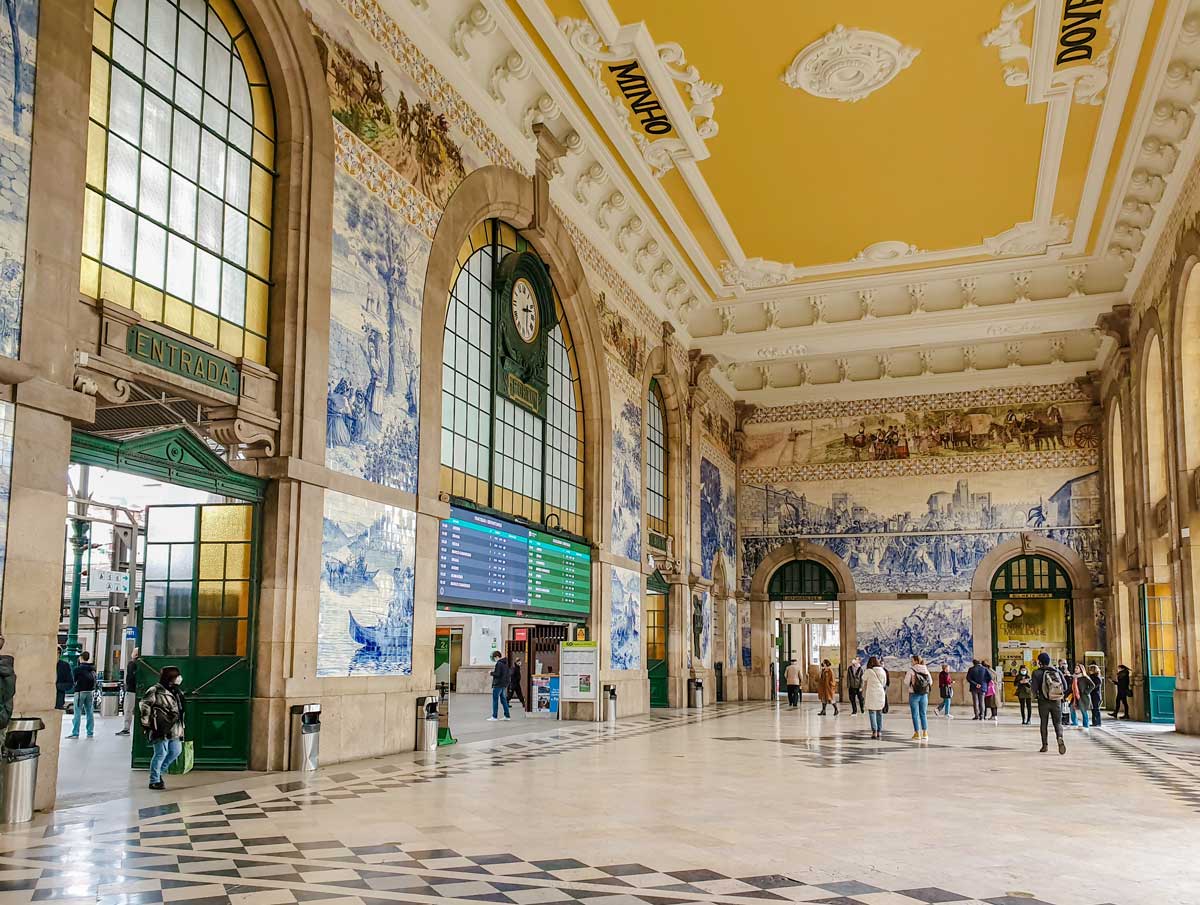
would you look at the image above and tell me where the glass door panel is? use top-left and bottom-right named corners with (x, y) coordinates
top-left (646, 592), bottom-right (668, 708)
top-left (1142, 583), bottom-right (1177, 723)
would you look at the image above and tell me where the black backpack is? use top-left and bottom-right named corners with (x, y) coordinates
top-left (911, 670), bottom-right (931, 695)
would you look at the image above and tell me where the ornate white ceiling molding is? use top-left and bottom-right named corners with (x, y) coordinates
top-left (556, 13), bottom-right (722, 178)
top-left (851, 240), bottom-right (925, 263)
top-left (982, 0), bottom-right (1128, 106)
top-left (983, 216), bottom-right (1073, 255)
top-left (781, 25), bottom-right (920, 103)
top-left (718, 257), bottom-right (802, 289)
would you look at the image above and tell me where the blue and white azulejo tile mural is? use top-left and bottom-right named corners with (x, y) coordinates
top-left (610, 367), bottom-right (642, 563)
top-left (0, 0), bottom-right (38, 359)
top-left (699, 588), bottom-right (712, 668)
top-left (318, 490), bottom-right (416, 677)
top-left (726, 598), bottom-right (737, 670)
top-left (740, 602), bottom-right (751, 669)
top-left (326, 170), bottom-right (426, 493)
top-left (609, 565), bottom-right (642, 671)
top-left (0, 401), bottom-right (13, 611)
top-left (856, 598), bottom-right (973, 672)
top-left (700, 456), bottom-right (736, 589)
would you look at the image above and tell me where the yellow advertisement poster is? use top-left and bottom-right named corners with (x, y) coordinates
top-left (995, 598), bottom-right (1070, 698)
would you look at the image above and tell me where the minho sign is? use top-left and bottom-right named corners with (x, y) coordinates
top-left (606, 61), bottom-right (674, 136)
top-left (1056, 0), bottom-right (1106, 65)
top-left (126, 324), bottom-right (240, 395)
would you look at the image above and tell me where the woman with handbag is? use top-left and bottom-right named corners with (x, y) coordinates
top-left (863, 656), bottom-right (888, 739)
top-left (937, 664), bottom-right (954, 718)
top-left (139, 665), bottom-right (187, 791)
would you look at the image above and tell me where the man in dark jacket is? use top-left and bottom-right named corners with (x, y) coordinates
top-left (55, 650), bottom-right (72, 710)
top-left (967, 659), bottom-right (989, 720)
top-left (845, 658), bottom-right (865, 714)
top-left (1032, 652), bottom-right (1066, 755)
top-left (488, 650), bottom-right (511, 721)
top-left (117, 649), bottom-right (139, 736)
top-left (67, 651), bottom-right (97, 739)
top-left (0, 635), bottom-right (15, 731)
top-left (1111, 664), bottom-right (1132, 719)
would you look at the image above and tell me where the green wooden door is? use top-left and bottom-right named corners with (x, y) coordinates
top-left (647, 571), bottom-right (669, 707)
top-left (133, 502), bottom-right (258, 769)
top-left (1141, 583), bottom-right (1177, 723)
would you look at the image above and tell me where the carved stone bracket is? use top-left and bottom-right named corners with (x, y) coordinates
top-left (208, 416), bottom-right (277, 458)
top-left (1096, 303), bottom-right (1132, 348)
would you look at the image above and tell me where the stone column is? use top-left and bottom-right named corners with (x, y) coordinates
top-left (747, 593), bottom-right (773, 700)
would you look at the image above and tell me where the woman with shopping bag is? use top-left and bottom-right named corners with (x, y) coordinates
top-left (139, 665), bottom-right (187, 790)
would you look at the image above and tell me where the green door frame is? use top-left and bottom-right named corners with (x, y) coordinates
top-left (989, 555), bottom-right (1075, 680)
top-left (1140, 583), bottom-right (1177, 723)
top-left (70, 429), bottom-right (267, 770)
top-left (768, 560), bottom-right (838, 692)
top-left (646, 570), bottom-right (669, 708)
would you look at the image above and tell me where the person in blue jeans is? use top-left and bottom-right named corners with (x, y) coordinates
top-left (487, 650), bottom-right (511, 721)
top-left (67, 651), bottom-right (97, 739)
top-left (904, 654), bottom-right (932, 741)
top-left (863, 656), bottom-right (888, 739)
top-left (138, 665), bottom-right (186, 790)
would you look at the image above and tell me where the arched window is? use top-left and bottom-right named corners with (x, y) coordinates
top-left (439, 220), bottom-right (585, 537)
top-left (646, 379), bottom-right (667, 540)
top-left (769, 559), bottom-right (838, 600)
top-left (83, 0), bottom-right (276, 365)
top-left (990, 554), bottom-right (1072, 596)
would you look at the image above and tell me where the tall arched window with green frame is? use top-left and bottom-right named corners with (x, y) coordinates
top-left (82, 0), bottom-right (276, 364)
top-left (646, 379), bottom-right (668, 543)
top-left (439, 220), bottom-right (585, 538)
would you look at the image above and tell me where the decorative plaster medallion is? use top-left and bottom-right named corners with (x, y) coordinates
top-left (782, 25), bottom-right (919, 102)
top-left (719, 257), bottom-right (801, 289)
top-left (983, 217), bottom-right (1072, 255)
top-left (851, 240), bottom-right (924, 263)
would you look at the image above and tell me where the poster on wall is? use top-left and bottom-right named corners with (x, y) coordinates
top-left (560, 641), bottom-right (598, 702)
top-left (318, 491), bottom-right (416, 677)
top-left (856, 599), bottom-right (973, 671)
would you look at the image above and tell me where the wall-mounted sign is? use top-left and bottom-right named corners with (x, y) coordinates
top-left (90, 568), bottom-right (130, 594)
top-left (1056, 0), bottom-right (1105, 65)
top-left (126, 324), bottom-right (240, 395)
top-left (513, 627), bottom-right (528, 642)
top-left (559, 641), bottom-right (597, 702)
top-left (606, 61), bottom-right (674, 136)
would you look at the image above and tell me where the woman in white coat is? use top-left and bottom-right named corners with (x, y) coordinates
top-left (863, 656), bottom-right (889, 739)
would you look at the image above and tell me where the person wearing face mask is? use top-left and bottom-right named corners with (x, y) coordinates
top-left (139, 666), bottom-right (187, 790)
top-left (1014, 663), bottom-right (1033, 725)
top-left (1086, 662), bottom-right (1103, 727)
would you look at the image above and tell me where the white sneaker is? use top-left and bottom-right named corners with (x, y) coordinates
top-left (503, 716), bottom-right (511, 721)
top-left (947, 714), bottom-right (955, 720)
top-left (486, 717), bottom-right (497, 721)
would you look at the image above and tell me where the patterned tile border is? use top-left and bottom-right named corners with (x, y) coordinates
top-left (746, 382), bottom-right (1090, 424)
top-left (741, 447), bottom-right (1099, 484)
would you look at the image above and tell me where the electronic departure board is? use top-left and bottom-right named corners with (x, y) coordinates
top-left (437, 506), bottom-right (592, 617)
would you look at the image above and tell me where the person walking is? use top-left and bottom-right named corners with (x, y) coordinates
top-left (67, 651), bottom-right (97, 739)
top-left (904, 655), bottom-right (932, 740)
top-left (1015, 664), bottom-right (1033, 725)
top-left (817, 659), bottom-right (839, 715)
top-left (54, 650), bottom-right (72, 711)
top-left (967, 659), bottom-right (988, 720)
top-left (487, 650), bottom-right (511, 721)
top-left (1059, 659), bottom-right (1076, 726)
top-left (507, 655), bottom-right (526, 710)
top-left (983, 660), bottom-right (1000, 720)
top-left (937, 664), bottom-right (954, 717)
top-left (1111, 664), bottom-right (1132, 719)
top-left (863, 656), bottom-right (888, 739)
top-left (846, 658), bottom-right (865, 714)
top-left (1032, 652), bottom-right (1067, 754)
top-left (139, 665), bottom-right (186, 790)
top-left (117, 650), bottom-right (139, 736)
top-left (1087, 663), bottom-right (1104, 727)
top-left (1071, 664), bottom-right (1094, 729)
top-left (784, 659), bottom-right (803, 709)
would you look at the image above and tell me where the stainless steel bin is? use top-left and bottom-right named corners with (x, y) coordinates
top-left (416, 697), bottom-right (439, 752)
top-left (0, 717), bottom-right (44, 824)
top-left (289, 704), bottom-right (320, 771)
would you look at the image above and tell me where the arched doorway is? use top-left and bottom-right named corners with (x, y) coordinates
top-left (769, 559), bottom-right (840, 694)
top-left (990, 554), bottom-right (1074, 699)
top-left (646, 569), bottom-right (669, 707)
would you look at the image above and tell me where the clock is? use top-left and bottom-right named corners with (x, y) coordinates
top-left (511, 277), bottom-right (539, 343)
top-left (493, 250), bottom-right (556, 417)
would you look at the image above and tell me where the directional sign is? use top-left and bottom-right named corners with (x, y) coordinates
top-left (90, 569), bottom-right (131, 594)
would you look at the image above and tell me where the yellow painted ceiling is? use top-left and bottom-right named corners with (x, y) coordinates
top-left (536, 0), bottom-right (1161, 284)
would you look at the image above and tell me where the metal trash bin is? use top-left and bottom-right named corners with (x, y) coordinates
top-left (687, 678), bottom-right (704, 710)
top-left (1, 718), bottom-right (44, 824)
top-left (100, 682), bottom-right (121, 717)
top-left (604, 686), bottom-right (617, 726)
top-left (416, 697), bottom-right (439, 752)
top-left (289, 704), bottom-right (320, 771)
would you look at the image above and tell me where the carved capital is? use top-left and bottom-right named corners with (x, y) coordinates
top-left (208, 416), bottom-right (277, 459)
top-left (1096, 303), bottom-right (1132, 348)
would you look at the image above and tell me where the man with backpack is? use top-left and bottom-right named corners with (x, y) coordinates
top-left (845, 658), bottom-right (865, 714)
top-left (1032, 652), bottom-right (1067, 754)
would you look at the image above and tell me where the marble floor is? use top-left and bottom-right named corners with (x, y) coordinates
top-left (3, 701), bottom-right (1199, 905)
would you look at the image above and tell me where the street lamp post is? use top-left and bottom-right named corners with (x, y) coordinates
top-left (64, 517), bottom-right (90, 667)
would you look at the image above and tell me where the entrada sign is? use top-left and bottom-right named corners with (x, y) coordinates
top-left (126, 324), bottom-right (240, 395)
top-left (1056, 0), bottom-right (1105, 65)
top-left (606, 60), bottom-right (674, 136)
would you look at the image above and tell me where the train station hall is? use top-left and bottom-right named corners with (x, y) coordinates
top-left (0, 2), bottom-right (1197, 904)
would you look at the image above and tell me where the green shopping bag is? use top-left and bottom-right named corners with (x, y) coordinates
top-left (167, 740), bottom-right (194, 775)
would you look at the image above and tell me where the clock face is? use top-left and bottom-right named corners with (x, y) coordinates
top-left (511, 278), bottom-right (539, 343)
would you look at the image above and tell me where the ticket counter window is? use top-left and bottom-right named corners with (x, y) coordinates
top-left (991, 555), bottom-right (1073, 699)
